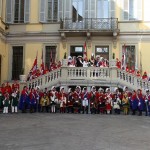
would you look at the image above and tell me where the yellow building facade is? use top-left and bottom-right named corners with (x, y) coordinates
top-left (0, 0), bottom-right (150, 84)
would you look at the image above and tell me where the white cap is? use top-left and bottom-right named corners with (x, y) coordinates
top-left (123, 86), bottom-right (127, 92)
top-left (146, 89), bottom-right (149, 92)
top-left (114, 87), bottom-right (118, 92)
top-left (91, 53), bottom-right (94, 56)
top-left (60, 86), bottom-right (64, 91)
top-left (98, 88), bottom-right (104, 92)
top-left (105, 88), bottom-right (110, 92)
top-left (68, 56), bottom-right (72, 60)
top-left (96, 55), bottom-right (100, 58)
top-left (76, 86), bottom-right (81, 89)
top-left (51, 86), bottom-right (56, 90)
top-left (35, 86), bottom-right (40, 90)
top-left (68, 88), bottom-right (71, 93)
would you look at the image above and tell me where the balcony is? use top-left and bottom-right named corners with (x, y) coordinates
top-left (59, 18), bottom-right (119, 37)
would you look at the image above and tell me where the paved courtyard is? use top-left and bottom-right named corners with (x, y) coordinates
top-left (0, 113), bottom-right (150, 150)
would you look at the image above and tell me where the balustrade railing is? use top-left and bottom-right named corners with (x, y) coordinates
top-left (60, 18), bottom-right (118, 31)
top-left (26, 65), bottom-right (150, 93)
top-left (27, 69), bottom-right (61, 89)
top-left (117, 69), bottom-right (150, 92)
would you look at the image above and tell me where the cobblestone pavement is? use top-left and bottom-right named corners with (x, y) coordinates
top-left (0, 113), bottom-right (150, 150)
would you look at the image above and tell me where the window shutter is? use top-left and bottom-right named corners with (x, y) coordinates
top-left (24, 0), bottom-right (30, 22)
top-left (6, 0), bottom-right (13, 23)
top-left (90, 0), bottom-right (96, 18)
top-left (137, 0), bottom-right (142, 20)
top-left (58, 0), bottom-right (63, 20)
top-left (123, 0), bottom-right (129, 20)
top-left (65, 0), bottom-right (71, 18)
top-left (39, 0), bottom-right (46, 22)
top-left (85, 0), bottom-right (89, 18)
top-left (109, 0), bottom-right (115, 18)
top-left (0, 0), bottom-right (2, 18)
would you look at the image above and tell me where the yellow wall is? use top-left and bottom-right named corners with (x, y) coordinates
top-left (30, 0), bottom-right (39, 23)
top-left (140, 43), bottom-right (150, 74)
top-left (25, 43), bottom-right (43, 74)
top-left (0, 40), bottom-right (8, 83)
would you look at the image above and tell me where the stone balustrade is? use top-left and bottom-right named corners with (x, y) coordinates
top-left (26, 60), bottom-right (150, 93)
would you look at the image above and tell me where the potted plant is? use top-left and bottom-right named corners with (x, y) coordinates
top-left (19, 68), bottom-right (27, 82)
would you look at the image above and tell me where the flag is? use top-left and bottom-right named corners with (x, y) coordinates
top-left (121, 44), bottom-right (126, 70)
top-left (40, 49), bottom-right (45, 75)
top-left (27, 52), bottom-right (38, 80)
top-left (83, 41), bottom-right (87, 60)
top-left (31, 52), bottom-right (38, 76)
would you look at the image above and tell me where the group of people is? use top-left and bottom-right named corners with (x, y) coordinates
top-left (68, 54), bottom-right (109, 67)
top-left (1, 83), bottom-right (150, 117)
top-left (116, 58), bottom-right (150, 81)
top-left (27, 61), bottom-right (62, 81)
top-left (0, 81), bottom-right (20, 113)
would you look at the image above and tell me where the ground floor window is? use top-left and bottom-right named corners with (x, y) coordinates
top-left (70, 46), bottom-right (83, 57)
top-left (45, 46), bottom-right (56, 69)
top-left (122, 45), bottom-right (135, 70)
top-left (95, 46), bottom-right (109, 60)
top-left (12, 46), bottom-right (23, 80)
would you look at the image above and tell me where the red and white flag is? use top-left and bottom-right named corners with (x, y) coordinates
top-left (27, 52), bottom-right (38, 80)
top-left (40, 49), bottom-right (45, 75)
top-left (31, 52), bottom-right (38, 76)
top-left (83, 41), bottom-right (87, 60)
top-left (121, 44), bottom-right (126, 70)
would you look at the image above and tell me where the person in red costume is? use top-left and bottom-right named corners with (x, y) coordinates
top-left (12, 80), bottom-right (20, 91)
top-left (116, 58), bottom-right (121, 69)
top-left (1, 83), bottom-right (5, 95)
top-left (105, 88), bottom-right (113, 114)
top-left (58, 86), bottom-right (67, 113)
top-left (136, 71), bottom-right (141, 77)
top-left (142, 71), bottom-right (148, 80)
top-left (72, 86), bottom-right (82, 113)
top-left (97, 88), bottom-right (106, 114)
top-left (88, 86), bottom-right (99, 114)
top-left (5, 82), bottom-right (12, 95)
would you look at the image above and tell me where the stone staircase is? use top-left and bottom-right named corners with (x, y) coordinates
top-left (26, 59), bottom-right (150, 93)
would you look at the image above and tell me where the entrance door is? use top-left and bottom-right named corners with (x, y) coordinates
top-left (70, 46), bottom-right (83, 57)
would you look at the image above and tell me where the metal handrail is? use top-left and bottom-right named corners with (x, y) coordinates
top-left (60, 18), bottom-right (118, 30)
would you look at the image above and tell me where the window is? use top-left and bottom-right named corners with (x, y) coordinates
top-left (122, 0), bottom-right (142, 21)
top-left (45, 46), bottom-right (56, 69)
top-left (95, 46), bottom-right (109, 60)
top-left (6, 0), bottom-right (30, 23)
top-left (40, 0), bottom-right (59, 23)
top-left (72, 0), bottom-right (84, 22)
top-left (47, 0), bottom-right (58, 22)
top-left (97, 0), bottom-right (109, 18)
top-left (70, 46), bottom-right (83, 57)
top-left (12, 46), bottom-right (23, 80)
top-left (14, 0), bottom-right (24, 23)
top-left (122, 45), bottom-right (135, 70)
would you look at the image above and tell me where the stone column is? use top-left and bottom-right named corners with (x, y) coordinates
top-left (109, 59), bottom-right (118, 91)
